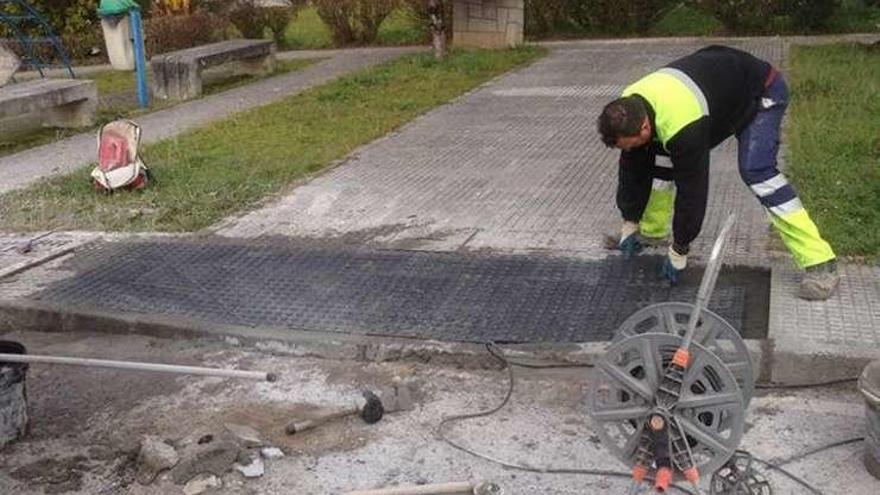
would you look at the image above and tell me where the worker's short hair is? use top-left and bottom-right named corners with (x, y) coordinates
top-left (597, 97), bottom-right (647, 147)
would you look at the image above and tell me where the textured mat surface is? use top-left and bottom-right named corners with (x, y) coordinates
top-left (31, 239), bottom-right (770, 343)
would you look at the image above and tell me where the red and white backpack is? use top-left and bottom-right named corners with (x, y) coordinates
top-left (91, 119), bottom-right (150, 191)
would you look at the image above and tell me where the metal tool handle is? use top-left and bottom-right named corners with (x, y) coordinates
top-left (342, 481), bottom-right (500, 495)
top-left (0, 353), bottom-right (276, 382)
top-left (682, 213), bottom-right (736, 350)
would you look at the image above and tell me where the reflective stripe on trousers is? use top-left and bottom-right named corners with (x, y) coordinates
top-left (737, 73), bottom-right (835, 268)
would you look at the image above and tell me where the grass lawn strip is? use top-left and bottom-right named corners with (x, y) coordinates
top-left (786, 43), bottom-right (880, 261)
top-left (0, 59), bottom-right (322, 158)
top-left (0, 47), bottom-right (545, 233)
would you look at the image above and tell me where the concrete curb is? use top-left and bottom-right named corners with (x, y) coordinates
top-left (0, 298), bottom-right (772, 381)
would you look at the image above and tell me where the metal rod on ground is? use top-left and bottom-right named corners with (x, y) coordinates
top-left (342, 481), bottom-right (499, 495)
top-left (0, 353), bottom-right (276, 382)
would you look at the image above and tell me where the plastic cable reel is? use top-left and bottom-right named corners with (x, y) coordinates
top-left (614, 302), bottom-right (755, 406)
top-left (590, 333), bottom-right (746, 481)
top-left (590, 214), bottom-right (751, 488)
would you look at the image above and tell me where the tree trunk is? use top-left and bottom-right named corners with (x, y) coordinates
top-left (428, 0), bottom-right (447, 59)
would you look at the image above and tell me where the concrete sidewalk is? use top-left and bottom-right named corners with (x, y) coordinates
top-left (211, 36), bottom-right (879, 382)
top-left (0, 37), bottom-right (877, 385)
top-left (0, 45), bottom-right (423, 195)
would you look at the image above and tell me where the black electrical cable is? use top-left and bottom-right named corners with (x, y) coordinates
top-left (773, 437), bottom-right (865, 467)
top-left (728, 437), bottom-right (867, 495)
top-left (439, 342), bottom-right (865, 495)
top-left (484, 341), bottom-right (595, 369)
top-left (747, 457), bottom-right (822, 495)
top-left (755, 377), bottom-right (859, 390)
top-left (437, 342), bottom-right (695, 495)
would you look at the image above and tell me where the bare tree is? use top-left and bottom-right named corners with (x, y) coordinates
top-left (427, 0), bottom-right (446, 59)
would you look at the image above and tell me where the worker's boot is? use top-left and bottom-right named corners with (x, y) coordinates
top-left (798, 259), bottom-right (840, 301)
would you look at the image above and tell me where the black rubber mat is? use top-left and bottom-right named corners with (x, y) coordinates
top-left (32, 239), bottom-right (770, 343)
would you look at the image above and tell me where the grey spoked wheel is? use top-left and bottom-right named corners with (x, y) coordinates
top-left (590, 333), bottom-right (745, 479)
top-left (614, 302), bottom-right (754, 406)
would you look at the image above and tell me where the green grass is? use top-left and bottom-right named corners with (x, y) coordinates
top-left (283, 6), bottom-right (424, 49)
top-left (786, 43), bottom-right (880, 260)
top-left (376, 8), bottom-right (426, 46)
top-left (0, 47), bottom-right (546, 233)
top-left (826, 4), bottom-right (880, 33)
top-left (0, 59), bottom-right (321, 158)
top-left (651, 3), bottom-right (723, 37)
top-left (284, 6), bottom-right (333, 49)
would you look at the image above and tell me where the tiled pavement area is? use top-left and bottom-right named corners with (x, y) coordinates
top-left (1, 38), bottom-right (878, 382)
top-left (214, 38), bottom-right (879, 379)
top-left (216, 39), bottom-right (785, 265)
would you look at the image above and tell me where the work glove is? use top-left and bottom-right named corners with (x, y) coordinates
top-left (660, 244), bottom-right (688, 285)
top-left (619, 221), bottom-right (643, 260)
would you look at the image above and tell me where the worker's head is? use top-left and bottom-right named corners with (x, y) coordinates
top-left (597, 96), bottom-right (651, 151)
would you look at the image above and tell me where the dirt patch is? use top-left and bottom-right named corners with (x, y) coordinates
top-left (218, 401), bottom-right (373, 456)
top-left (10, 455), bottom-right (90, 494)
top-left (24, 363), bottom-right (188, 442)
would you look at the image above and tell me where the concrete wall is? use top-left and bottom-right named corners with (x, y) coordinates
top-left (452, 0), bottom-right (524, 49)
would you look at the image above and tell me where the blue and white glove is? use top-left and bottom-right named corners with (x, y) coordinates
top-left (660, 245), bottom-right (688, 285)
top-left (619, 221), bottom-right (643, 259)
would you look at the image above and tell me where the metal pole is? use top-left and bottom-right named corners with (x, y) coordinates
top-left (0, 353), bottom-right (276, 382)
top-left (129, 7), bottom-right (149, 108)
top-left (683, 213), bottom-right (736, 350)
top-left (342, 482), bottom-right (478, 495)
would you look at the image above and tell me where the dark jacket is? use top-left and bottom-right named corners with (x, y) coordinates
top-left (617, 45), bottom-right (772, 247)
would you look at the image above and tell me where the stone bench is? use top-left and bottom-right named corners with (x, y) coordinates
top-left (0, 78), bottom-right (98, 128)
top-left (151, 39), bottom-right (276, 101)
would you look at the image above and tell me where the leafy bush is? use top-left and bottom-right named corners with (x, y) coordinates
top-left (785, 0), bottom-right (840, 31)
top-left (694, 0), bottom-right (780, 33)
top-left (263, 4), bottom-right (306, 44)
top-left (312, 0), bottom-right (399, 45)
top-left (652, 2), bottom-right (723, 36)
top-left (228, 0), bottom-right (267, 38)
top-left (0, 0), bottom-right (106, 63)
top-left (144, 11), bottom-right (227, 55)
top-left (524, 0), bottom-right (568, 37)
top-left (225, 0), bottom-right (306, 42)
top-left (564, 0), bottom-right (676, 35)
top-left (402, 0), bottom-right (451, 41)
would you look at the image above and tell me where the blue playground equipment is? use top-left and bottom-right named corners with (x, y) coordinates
top-left (0, 0), bottom-right (75, 78)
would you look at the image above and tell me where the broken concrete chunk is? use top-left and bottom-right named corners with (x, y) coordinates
top-left (170, 439), bottom-right (241, 484)
top-left (260, 447), bottom-right (284, 459)
top-left (182, 474), bottom-right (221, 495)
top-left (223, 423), bottom-right (264, 448)
top-left (234, 454), bottom-right (265, 478)
top-left (136, 436), bottom-right (179, 485)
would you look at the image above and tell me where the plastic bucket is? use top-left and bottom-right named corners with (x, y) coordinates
top-left (860, 360), bottom-right (880, 480)
top-left (0, 340), bottom-right (28, 448)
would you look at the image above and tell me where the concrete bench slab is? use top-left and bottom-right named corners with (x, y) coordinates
top-left (151, 39), bottom-right (276, 101)
top-left (0, 44), bottom-right (20, 86)
top-left (0, 78), bottom-right (97, 128)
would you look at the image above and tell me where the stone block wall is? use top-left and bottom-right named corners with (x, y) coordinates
top-left (452, 0), bottom-right (524, 49)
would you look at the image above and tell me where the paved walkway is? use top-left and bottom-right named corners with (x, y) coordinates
top-left (214, 37), bottom-right (880, 381)
top-left (0, 37), bottom-right (877, 383)
top-left (0, 46), bottom-right (423, 195)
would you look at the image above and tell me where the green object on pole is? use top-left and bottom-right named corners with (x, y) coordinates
top-left (97, 0), bottom-right (139, 16)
